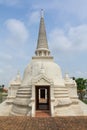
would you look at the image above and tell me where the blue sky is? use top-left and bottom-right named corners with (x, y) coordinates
top-left (0, 0), bottom-right (87, 86)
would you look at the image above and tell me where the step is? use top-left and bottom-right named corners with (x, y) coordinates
top-left (18, 89), bottom-right (31, 91)
top-left (17, 92), bottom-right (30, 95)
top-left (35, 110), bottom-right (50, 117)
top-left (16, 95), bottom-right (31, 98)
top-left (54, 92), bottom-right (68, 94)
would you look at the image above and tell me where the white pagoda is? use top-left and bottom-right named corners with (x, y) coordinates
top-left (0, 11), bottom-right (87, 116)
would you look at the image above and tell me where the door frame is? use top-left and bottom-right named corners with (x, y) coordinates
top-left (30, 76), bottom-right (55, 117)
top-left (35, 86), bottom-right (50, 110)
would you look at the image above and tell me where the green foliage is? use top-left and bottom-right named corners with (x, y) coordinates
top-left (0, 88), bottom-right (3, 93)
top-left (0, 85), bottom-right (5, 93)
top-left (75, 78), bottom-right (87, 100)
top-left (0, 85), bottom-right (7, 103)
top-left (1, 85), bottom-right (4, 88)
top-left (83, 99), bottom-right (87, 104)
top-left (0, 93), bottom-right (2, 103)
top-left (76, 78), bottom-right (86, 90)
top-left (0, 92), bottom-right (8, 103)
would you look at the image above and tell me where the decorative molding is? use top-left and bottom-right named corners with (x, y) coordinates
top-left (32, 73), bottom-right (53, 86)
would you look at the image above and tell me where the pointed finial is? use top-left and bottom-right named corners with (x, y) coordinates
top-left (15, 70), bottom-right (21, 81)
top-left (65, 73), bottom-right (69, 79)
top-left (35, 9), bottom-right (51, 57)
top-left (17, 70), bottom-right (20, 75)
top-left (41, 9), bottom-right (44, 18)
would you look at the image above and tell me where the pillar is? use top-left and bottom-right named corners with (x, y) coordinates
top-left (50, 83), bottom-right (55, 117)
top-left (31, 85), bottom-right (35, 117)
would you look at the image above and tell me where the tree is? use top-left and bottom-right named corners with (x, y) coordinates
top-left (76, 78), bottom-right (87, 100)
top-left (0, 86), bottom-right (3, 93)
top-left (0, 85), bottom-right (5, 93)
top-left (2, 85), bottom-right (4, 88)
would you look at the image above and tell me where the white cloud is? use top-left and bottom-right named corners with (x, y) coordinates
top-left (0, 53), bottom-right (12, 60)
top-left (0, 65), bottom-right (17, 86)
top-left (61, 0), bottom-right (87, 20)
top-left (28, 11), bottom-right (40, 25)
top-left (68, 25), bottom-right (87, 50)
top-left (0, 19), bottom-right (30, 85)
top-left (33, 0), bottom-right (87, 20)
top-left (49, 24), bottom-right (87, 52)
top-left (49, 29), bottom-right (71, 51)
top-left (0, 69), bottom-right (4, 73)
top-left (75, 71), bottom-right (87, 78)
top-left (5, 19), bottom-right (29, 45)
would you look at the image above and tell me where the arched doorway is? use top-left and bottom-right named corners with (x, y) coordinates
top-left (35, 86), bottom-right (50, 110)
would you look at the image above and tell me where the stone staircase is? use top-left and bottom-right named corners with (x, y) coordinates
top-left (10, 86), bottom-right (32, 116)
top-left (54, 86), bottom-right (69, 98)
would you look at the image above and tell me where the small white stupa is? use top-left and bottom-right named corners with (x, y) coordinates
top-left (0, 10), bottom-right (87, 116)
top-left (7, 71), bottom-right (21, 103)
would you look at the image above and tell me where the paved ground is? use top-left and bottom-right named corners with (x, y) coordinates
top-left (0, 116), bottom-right (87, 130)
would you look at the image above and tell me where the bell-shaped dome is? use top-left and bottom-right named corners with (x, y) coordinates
top-left (22, 59), bottom-right (64, 86)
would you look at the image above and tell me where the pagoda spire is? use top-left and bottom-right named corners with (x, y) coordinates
top-left (35, 9), bottom-right (50, 57)
top-left (40, 9), bottom-right (44, 18)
